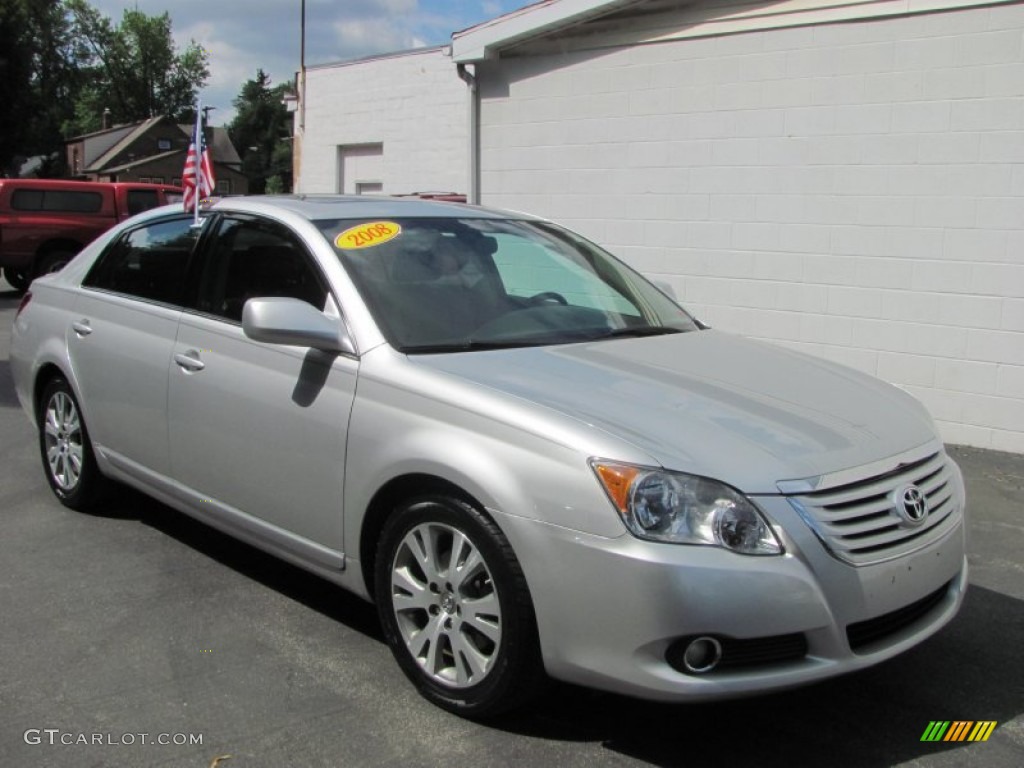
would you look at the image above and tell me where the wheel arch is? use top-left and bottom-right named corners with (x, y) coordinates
top-left (34, 239), bottom-right (83, 276)
top-left (33, 362), bottom-right (71, 420)
top-left (28, 354), bottom-right (92, 438)
top-left (36, 237), bottom-right (83, 259)
top-left (345, 417), bottom-right (626, 604)
top-left (359, 472), bottom-right (483, 603)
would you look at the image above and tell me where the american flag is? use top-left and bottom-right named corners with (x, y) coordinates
top-left (182, 107), bottom-right (216, 213)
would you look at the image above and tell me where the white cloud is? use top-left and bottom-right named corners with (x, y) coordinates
top-left (174, 21), bottom-right (294, 126)
top-left (379, 0), bottom-right (419, 13)
top-left (333, 18), bottom-right (423, 58)
top-left (85, 0), bottom-right (528, 126)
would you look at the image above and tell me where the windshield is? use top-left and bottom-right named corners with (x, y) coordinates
top-left (315, 217), bottom-right (698, 353)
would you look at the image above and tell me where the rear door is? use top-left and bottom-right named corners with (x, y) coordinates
top-left (69, 214), bottom-right (200, 476)
top-left (167, 213), bottom-right (357, 563)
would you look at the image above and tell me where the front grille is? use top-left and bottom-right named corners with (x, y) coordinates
top-left (666, 633), bottom-right (807, 674)
top-left (785, 451), bottom-right (961, 566)
top-left (847, 581), bottom-right (950, 652)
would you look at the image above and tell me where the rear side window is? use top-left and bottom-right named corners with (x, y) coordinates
top-left (126, 189), bottom-right (160, 216)
top-left (83, 217), bottom-right (199, 306)
top-left (11, 189), bottom-right (104, 213)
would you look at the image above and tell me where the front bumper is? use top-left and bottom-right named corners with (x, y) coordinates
top-left (492, 469), bottom-right (968, 702)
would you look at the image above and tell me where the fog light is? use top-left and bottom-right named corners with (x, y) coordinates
top-left (682, 636), bottom-right (722, 674)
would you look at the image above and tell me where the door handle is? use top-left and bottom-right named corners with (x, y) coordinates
top-left (173, 350), bottom-right (206, 372)
top-left (71, 320), bottom-right (92, 337)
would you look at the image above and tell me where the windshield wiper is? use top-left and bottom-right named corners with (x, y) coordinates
top-left (593, 326), bottom-right (687, 339)
top-left (402, 326), bottom-right (687, 353)
top-left (401, 339), bottom-right (546, 354)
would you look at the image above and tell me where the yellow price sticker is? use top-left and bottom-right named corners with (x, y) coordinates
top-left (335, 221), bottom-right (402, 250)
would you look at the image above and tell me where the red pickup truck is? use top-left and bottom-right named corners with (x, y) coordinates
top-left (0, 179), bottom-right (183, 292)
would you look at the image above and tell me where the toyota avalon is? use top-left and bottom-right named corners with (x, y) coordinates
top-left (9, 196), bottom-right (967, 717)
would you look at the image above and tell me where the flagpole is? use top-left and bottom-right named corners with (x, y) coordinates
top-left (194, 101), bottom-right (202, 227)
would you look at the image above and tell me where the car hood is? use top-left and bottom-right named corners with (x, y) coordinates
top-left (412, 330), bottom-right (938, 493)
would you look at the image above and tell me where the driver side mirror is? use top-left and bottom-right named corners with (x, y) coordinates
top-left (242, 297), bottom-right (355, 355)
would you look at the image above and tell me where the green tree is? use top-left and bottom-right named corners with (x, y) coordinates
top-left (0, 0), bottom-right (79, 176)
top-left (228, 69), bottom-right (294, 194)
top-left (65, 0), bottom-right (209, 135)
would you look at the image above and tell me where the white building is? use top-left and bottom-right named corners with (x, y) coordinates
top-left (301, 0), bottom-right (1024, 453)
top-left (294, 46), bottom-right (469, 196)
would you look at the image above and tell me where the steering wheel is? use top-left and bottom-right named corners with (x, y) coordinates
top-left (527, 291), bottom-right (568, 306)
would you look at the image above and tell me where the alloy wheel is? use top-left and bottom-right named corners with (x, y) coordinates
top-left (389, 522), bottom-right (503, 688)
top-left (44, 391), bottom-right (84, 491)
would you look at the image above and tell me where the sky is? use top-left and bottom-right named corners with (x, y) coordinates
top-left (88, 0), bottom-right (534, 126)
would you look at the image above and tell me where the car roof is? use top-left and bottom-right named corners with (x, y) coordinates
top-left (210, 194), bottom-right (537, 222)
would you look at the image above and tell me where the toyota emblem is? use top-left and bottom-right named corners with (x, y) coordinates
top-left (894, 484), bottom-right (928, 526)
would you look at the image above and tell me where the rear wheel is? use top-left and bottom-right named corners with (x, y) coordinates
top-left (3, 266), bottom-right (29, 292)
top-left (375, 495), bottom-right (545, 718)
top-left (38, 377), bottom-right (108, 510)
top-left (35, 248), bottom-right (76, 277)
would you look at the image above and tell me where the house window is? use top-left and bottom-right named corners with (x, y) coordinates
top-left (172, 178), bottom-right (182, 187)
top-left (355, 181), bottom-right (383, 195)
top-left (151, 177), bottom-right (164, 184)
top-left (138, 177), bottom-right (151, 184)
top-left (217, 180), bottom-right (231, 194)
top-left (158, 139), bottom-right (172, 150)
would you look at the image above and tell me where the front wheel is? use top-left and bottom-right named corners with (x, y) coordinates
top-left (38, 377), bottom-right (108, 510)
top-left (375, 495), bottom-right (545, 717)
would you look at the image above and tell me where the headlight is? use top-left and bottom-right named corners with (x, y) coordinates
top-left (591, 461), bottom-right (783, 555)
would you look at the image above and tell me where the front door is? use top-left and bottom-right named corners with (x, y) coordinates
top-left (167, 214), bottom-right (357, 561)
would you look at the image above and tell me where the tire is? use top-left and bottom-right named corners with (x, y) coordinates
top-left (375, 495), bottom-right (546, 718)
top-left (3, 266), bottom-right (30, 292)
top-left (35, 248), bottom-right (76, 277)
top-left (38, 377), bottom-right (108, 511)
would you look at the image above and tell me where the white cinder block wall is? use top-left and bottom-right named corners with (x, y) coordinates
top-left (297, 48), bottom-right (468, 195)
top-left (478, 2), bottom-right (1024, 452)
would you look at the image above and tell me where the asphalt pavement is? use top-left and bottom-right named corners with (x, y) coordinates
top-left (1, 276), bottom-right (1022, 768)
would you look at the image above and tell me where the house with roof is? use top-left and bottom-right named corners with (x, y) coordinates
top-left (295, 0), bottom-right (1024, 454)
top-left (65, 115), bottom-right (248, 193)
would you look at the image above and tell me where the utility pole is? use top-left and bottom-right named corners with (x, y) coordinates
top-left (201, 105), bottom-right (216, 157)
top-left (300, 0), bottom-right (306, 132)
top-left (294, 0), bottom-right (307, 192)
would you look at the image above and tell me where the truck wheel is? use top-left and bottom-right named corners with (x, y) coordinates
top-left (3, 267), bottom-right (29, 292)
top-left (35, 249), bottom-right (76, 277)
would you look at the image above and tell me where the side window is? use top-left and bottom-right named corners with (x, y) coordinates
top-left (10, 189), bottom-right (44, 211)
top-left (10, 188), bottom-right (104, 213)
top-left (83, 217), bottom-right (199, 306)
top-left (45, 191), bottom-right (103, 213)
top-left (127, 189), bottom-right (159, 215)
top-left (195, 216), bottom-right (328, 322)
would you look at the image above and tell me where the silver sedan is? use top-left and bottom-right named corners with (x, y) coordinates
top-left (10, 196), bottom-right (968, 717)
